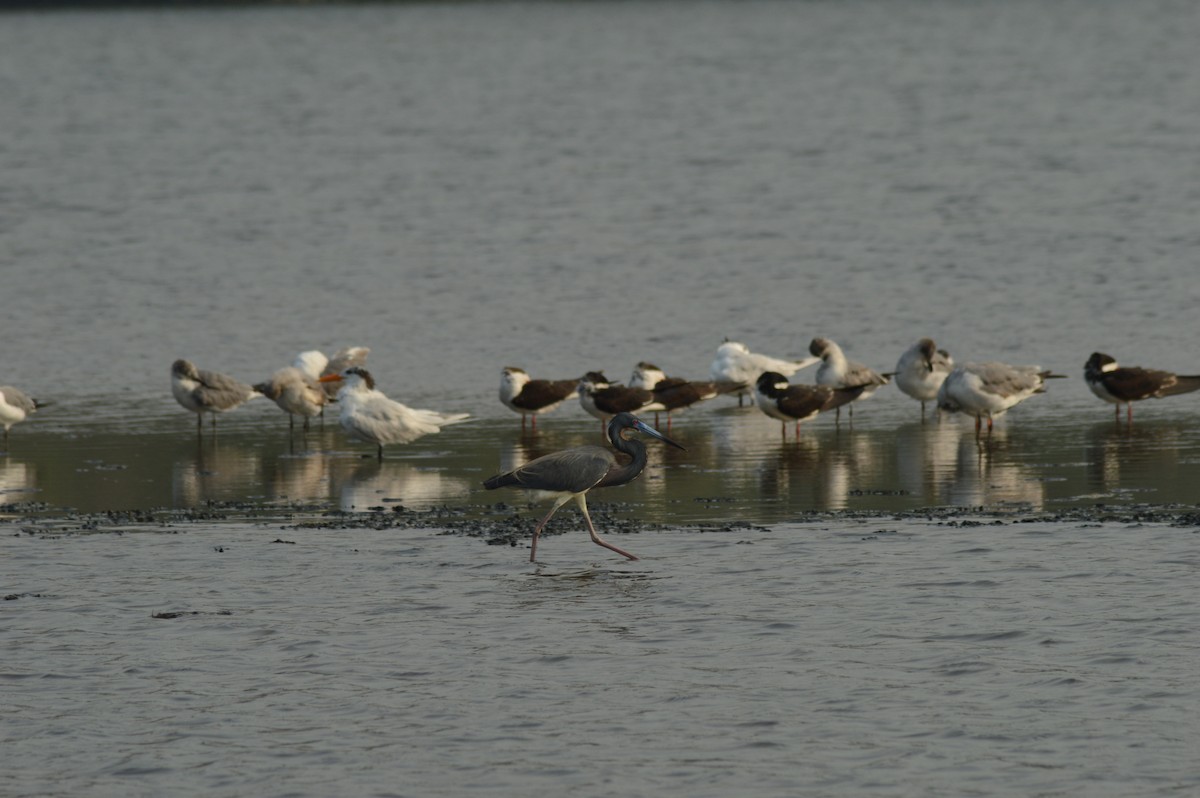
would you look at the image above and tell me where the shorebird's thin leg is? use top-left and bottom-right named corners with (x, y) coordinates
top-left (531, 414), bottom-right (537, 432)
top-left (530, 493), bottom-right (573, 562)
top-left (576, 494), bottom-right (638, 561)
top-left (974, 414), bottom-right (982, 434)
top-left (1127, 403), bottom-right (1133, 423)
top-left (986, 416), bottom-right (994, 433)
top-left (376, 443), bottom-right (384, 461)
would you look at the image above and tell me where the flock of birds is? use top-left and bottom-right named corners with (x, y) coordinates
top-left (2, 338), bottom-right (1198, 561)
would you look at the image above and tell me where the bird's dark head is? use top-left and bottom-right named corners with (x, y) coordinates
top-left (609, 412), bottom-right (686, 450)
top-left (916, 338), bottom-right (937, 369)
top-left (321, 366), bottom-right (374, 390)
top-left (809, 337), bottom-right (832, 359)
top-left (756, 371), bottom-right (788, 398)
top-left (1085, 352), bottom-right (1117, 377)
top-left (172, 359), bottom-right (200, 380)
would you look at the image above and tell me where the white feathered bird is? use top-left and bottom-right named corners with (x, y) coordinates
top-left (709, 341), bottom-right (819, 406)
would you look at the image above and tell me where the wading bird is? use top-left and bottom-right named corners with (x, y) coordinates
top-left (499, 366), bottom-right (578, 430)
top-left (709, 340), bottom-right (819, 406)
top-left (0, 385), bottom-right (48, 448)
top-left (483, 411), bottom-right (685, 562)
top-left (937, 361), bottom-right (1065, 433)
top-left (254, 366), bottom-right (328, 430)
top-left (810, 337), bottom-right (891, 420)
top-left (170, 359), bottom-right (259, 430)
top-left (577, 372), bottom-right (664, 426)
top-left (319, 367), bottom-right (469, 459)
top-left (754, 372), bottom-right (865, 440)
top-left (294, 346), bottom-right (371, 402)
top-left (1084, 352), bottom-right (1200, 421)
top-left (894, 338), bottom-right (954, 416)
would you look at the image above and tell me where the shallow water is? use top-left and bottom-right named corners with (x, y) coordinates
top-left (4, 1), bottom-right (1200, 795)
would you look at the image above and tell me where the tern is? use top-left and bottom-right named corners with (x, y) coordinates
top-left (483, 411), bottom-right (685, 562)
top-left (170, 359), bottom-right (259, 430)
top-left (709, 340), bottom-right (819, 406)
top-left (810, 337), bottom-right (891, 420)
top-left (0, 386), bottom-right (48, 448)
top-left (937, 361), bottom-right (1065, 433)
top-left (499, 366), bottom-right (578, 430)
top-left (1084, 352), bottom-right (1200, 421)
top-left (294, 346), bottom-right (371, 401)
top-left (319, 367), bottom-right (469, 459)
top-left (894, 338), bottom-right (955, 416)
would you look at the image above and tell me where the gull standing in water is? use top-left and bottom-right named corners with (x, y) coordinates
top-left (483, 412), bottom-right (685, 562)
top-left (0, 385), bottom-right (48, 448)
top-left (499, 366), bottom-right (578, 430)
top-left (709, 340), bottom-right (819, 406)
top-left (894, 338), bottom-right (955, 417)
top-left (1084, 352), bottom-right (1200, 422)
top-left (937, 361), bottom-right (1065, 433)
top-left (754, 372), bottom-right (865, 440)
top-left (810, 337), bottom-right (891, 421)
top-left (254, 367), bottom-right (328, 430)
top-left (319, 367), bottom-right (469, 459)
top-left (170, 359), bottom-right (259, 430)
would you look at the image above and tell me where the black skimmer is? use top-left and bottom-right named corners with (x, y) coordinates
top-left (577, 371), bottom-right (665, 427)
top-left (499, 366), bottom-right (578, 430)
top-left (1084, 352), bottom-right (1200, 421)
top-left (629, 362), bottom-right (742, 430)
top-left (754, 371), bottom-right (865, 440)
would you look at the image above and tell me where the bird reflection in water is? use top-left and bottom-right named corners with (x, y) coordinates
top-left (172, 438), bottom-right (266, 507)
top-left (942, 429), bottom-right (1045, 509)
top-left (0, 457), bottom-right (36, 499)
top-left (336, 457), bottom-right (472, 512)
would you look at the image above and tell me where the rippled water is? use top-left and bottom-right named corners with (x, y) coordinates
top-left (3, 1), bottom-right (1200, 795)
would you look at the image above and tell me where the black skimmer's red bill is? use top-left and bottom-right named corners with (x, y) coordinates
top-left (894, 338), bottom-right (955, 416)
top-left (754, 371), bottom-right (865, 440)
top-left (319, 367), bottom-right (469, 460)
top-left (1084, 352), bottom-right (1200, 421)
top-left (577, 372), bottom-right (665, 426)
top-left (499, 366), bottom-right (578, 430)
top-left (709, 340), bottom-right (819, 406)
top-left (810, 337), bottom-right (891, 421)
top-left (0, 385), bottom-right (49, 448)
top-left (937, 361), bottom-right (1065, 434)
top-left (170, 359), bottom-right (259, 431)
top-left (254, 367), bottom-right (328, 431)
top-left (629, 362), bottom-right (742, 430)
top-left (482, 412), bottom-right (685, 562)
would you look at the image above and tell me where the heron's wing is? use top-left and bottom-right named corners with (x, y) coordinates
top-left (508, 446), bottom-right (614, 494)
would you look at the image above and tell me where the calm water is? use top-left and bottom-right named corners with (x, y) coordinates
top-left (3, 0), bottom-right (1200, 795)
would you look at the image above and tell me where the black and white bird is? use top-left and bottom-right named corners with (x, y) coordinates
top-left (319, 367), bottom-right (469, 459)
top-left (577, 372), bottom-right (664, 425)
top-left (0, 385), bottom-right (48, 448)
top-left (499, 366), bottom-right (579, 430)
top-left (483, 412), bottom-right (685, 562)
top-left (709, 340), bottom-right (818, 406)
top-left (937, 361), bottom-right (1065, 433)
top-left (894, 338), bottom-right (955, 416)
top-left (170, 359), bottom-right (259, 430)
top-left (754, 371), bottom-right (865, 439)
top-left (1084, 352), bottom-right (1200, 421)
top-left (629, 362), bottom-right (741, 430)
top-left (810, 337), bottom-right (891, 420)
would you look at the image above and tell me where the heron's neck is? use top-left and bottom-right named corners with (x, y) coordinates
top-left (596, 439), bottom-right (647, 488)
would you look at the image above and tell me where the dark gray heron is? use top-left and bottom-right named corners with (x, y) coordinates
top-left (483, 411), bottom-right (685, 562)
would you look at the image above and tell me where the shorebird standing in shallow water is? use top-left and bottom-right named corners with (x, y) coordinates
top-left (499, 366), bottom-right (578, 430)
top-left (170, 359), bottom-right (259, 431)
top-left (894, 338), bottom-right (955, 417)
top-left (254, 367), bottom-right (328, 430)
top-left (483, 412), bottom-right (685, 562)
top-left (810, 337), bottom-right (891, 421)
top-left (937, 361), bottom-right (1065, 434)
top-left (629, 362), bottom-right (742, 431)
top-left (1084, 352), bottom-right (1200, 422)
top-left (0, 385), bottom-right (48, 448)
top-left (294, 347), bottom-right (371, 403)
top-left (754, 372), bottom-right (865, 440)
top-left (709, 340), bottom-right (819, 406)
top-left (577, 372), bottom-right (664, 429)
top-left (319, 367), bottom-right (469, 460)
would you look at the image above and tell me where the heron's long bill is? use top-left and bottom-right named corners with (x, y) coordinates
top-left (629, 418), bottom-right (686, 450)
top-left (318, 374), bottom-right (343, 383)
